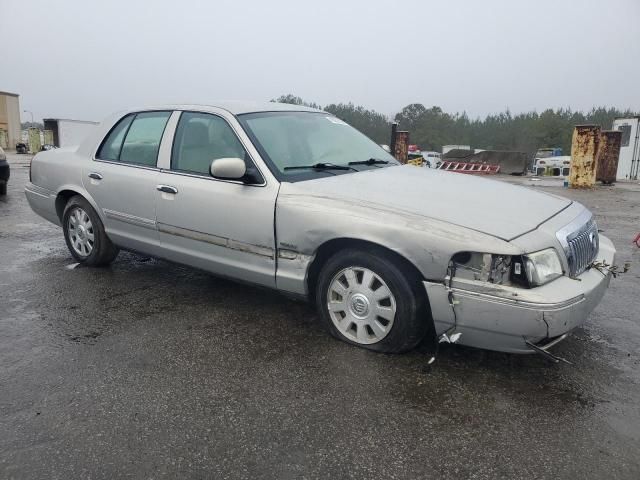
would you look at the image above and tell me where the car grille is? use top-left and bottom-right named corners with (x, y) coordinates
top-left (565, 219), bottom-right (599, 277)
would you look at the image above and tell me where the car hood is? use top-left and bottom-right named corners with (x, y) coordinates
top-left (285, 165), bottom-right (571, 241)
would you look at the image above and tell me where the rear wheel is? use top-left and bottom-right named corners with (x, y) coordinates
top-left (315, 249), bottom-right (431, 353)
top-left (62, 196), bottom-right (119, 266)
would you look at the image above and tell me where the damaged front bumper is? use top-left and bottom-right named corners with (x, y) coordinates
top-left (424, 235), bottom-right (616, 354)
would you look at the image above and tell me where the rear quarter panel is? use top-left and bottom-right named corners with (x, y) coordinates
top-left (29, 148), bottom-right (104, 224)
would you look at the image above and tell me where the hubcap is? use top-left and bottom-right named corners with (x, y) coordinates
top-left (327, 266), bottom-right (396, 345)
top-left (67, 207), bottom-right (94, 257)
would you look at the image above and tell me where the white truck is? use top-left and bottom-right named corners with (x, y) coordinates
top-left (42, 118), bottom-right (98, 148)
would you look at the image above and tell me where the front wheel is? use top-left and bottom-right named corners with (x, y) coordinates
top-left (62, 196), bottom-right (119, 266)
top-left (315, 249), bottom-right (431, 353)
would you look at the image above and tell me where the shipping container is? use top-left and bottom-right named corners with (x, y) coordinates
top-left (42, 118), bottom-right (98, 148)
top-left (612, 117), bottom-right (640, 180)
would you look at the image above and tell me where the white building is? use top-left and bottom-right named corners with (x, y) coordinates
top-left (43, 118), bottom-right (98, 148)
top-left (0, 90), bottom-right (21, 150)
top-left (612, 117), bottom-right (640, 180)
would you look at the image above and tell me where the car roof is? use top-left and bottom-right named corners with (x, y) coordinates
top-left (122, 101), bottom-right (326, 116)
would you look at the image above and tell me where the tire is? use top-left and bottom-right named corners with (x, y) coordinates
top-left (0, 181), bottom-right (6, 196)
top-left (315, 248), bottom-right (432, 353)
top-left (62, 196), bottom-right (119, 266)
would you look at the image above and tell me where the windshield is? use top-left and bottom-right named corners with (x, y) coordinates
top-left (237, 112), bottom-right (398, 180)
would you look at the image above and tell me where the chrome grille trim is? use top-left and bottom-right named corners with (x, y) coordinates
top-left (556, 215), bottom-right (599, 277)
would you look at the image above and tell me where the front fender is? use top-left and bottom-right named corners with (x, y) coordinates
top-left (275, 191), bottom-right (521, 294)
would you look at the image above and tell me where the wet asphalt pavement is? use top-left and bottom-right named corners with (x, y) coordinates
top-left (1, 153), bottom-right (640, 479)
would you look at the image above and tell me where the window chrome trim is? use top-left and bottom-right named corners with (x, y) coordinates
top-left (156, 111), bottom-right (181, 170)
top-left (91, 109), bottom-right (173, 165)
top-left (91, 158), bottom-right (160, 172)
top-left (157, 168), bottom-right (266, 187)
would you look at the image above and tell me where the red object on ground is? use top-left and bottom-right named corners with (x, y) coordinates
top-left (438, 161), bottom-right (501, 175)
top-left (408, 144), bottom-right (419, 152)
top-left (633, 233), bottom-right (640, 248)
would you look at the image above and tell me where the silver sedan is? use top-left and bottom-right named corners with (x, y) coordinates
top-left (25, 102), bottom-right (615, 357)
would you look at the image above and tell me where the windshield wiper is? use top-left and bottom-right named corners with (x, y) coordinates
top-left (284, 162), bottom-right (357, 172)
top-left (348, 158), bottom-right (390, 166)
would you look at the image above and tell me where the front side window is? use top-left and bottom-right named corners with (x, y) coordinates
top-left (171, 112), bottom-right (247, 176)
top-left (237, 112), bottom-right (397, 181)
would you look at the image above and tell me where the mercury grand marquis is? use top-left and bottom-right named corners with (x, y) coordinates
top-left (25, 102), bottom-right (616, 357)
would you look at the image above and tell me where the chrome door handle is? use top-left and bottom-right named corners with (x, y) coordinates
top-left (156, 185), bottom-right (178, 194)
top-left (88, 172), bottom-right (103, 180)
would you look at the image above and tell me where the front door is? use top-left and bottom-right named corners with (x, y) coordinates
top-left (155, 111), bottom-right (278, 287)
top-left (83, 111), bottom-right (171, 254)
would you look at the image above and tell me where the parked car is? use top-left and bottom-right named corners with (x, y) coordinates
top-left (15, 142), bottom-right (28, 154)
top-left (0, 146), bottom-right (9, 195)
top-left (25, 103), bottom-right (616, 356)
top-left (533, 155), bottom-right (571, 177)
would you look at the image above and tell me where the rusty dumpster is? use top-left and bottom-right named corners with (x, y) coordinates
top-left (569, 125), bottom-right (600, 188)
top-left (596, 130), bottom-right (622, 184)
top-left (392, 130), bottom-right (409, 164)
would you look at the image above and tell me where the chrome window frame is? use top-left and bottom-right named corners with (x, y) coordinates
top-left (92, 110), bottom-right (172, 170)
top-left (158, 109), bottom-right (269, 188)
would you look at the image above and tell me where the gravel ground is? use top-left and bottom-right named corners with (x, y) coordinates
top-left (1, 153), bottom-right (639, 479)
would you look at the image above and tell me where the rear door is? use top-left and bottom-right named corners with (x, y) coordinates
top-left (83, 111), bottom-right (172, 254)
top-left (154, 110), bottom-right (279, 287)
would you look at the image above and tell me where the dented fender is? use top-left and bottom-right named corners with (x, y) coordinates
top-left (274, 184), bottom-right (520, 296)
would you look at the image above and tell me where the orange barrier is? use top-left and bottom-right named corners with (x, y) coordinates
top-left (438, 161), bottom-right (500, 175)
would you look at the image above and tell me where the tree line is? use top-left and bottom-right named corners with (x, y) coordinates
top-left (272, 94), bottom-right (635, 155)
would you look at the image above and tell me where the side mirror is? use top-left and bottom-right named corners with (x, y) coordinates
top-left (210, 157), bottom-right (246, 180)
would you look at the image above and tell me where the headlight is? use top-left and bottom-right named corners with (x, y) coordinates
top-left (523, 248), bottom-right (563, 286)
top-left (451, 249), bottom-right (564, 288)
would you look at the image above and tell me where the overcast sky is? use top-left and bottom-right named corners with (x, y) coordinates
top-left (1, 0), bottom-right (639, 123)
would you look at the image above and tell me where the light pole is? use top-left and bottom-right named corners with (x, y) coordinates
top-left (24, 110), bottom-right (34, 126)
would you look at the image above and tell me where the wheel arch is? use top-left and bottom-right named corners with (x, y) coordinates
top-left (55, 185), bottom-right (103, 223)
top-left (306, 237), bottom-right (427, 304)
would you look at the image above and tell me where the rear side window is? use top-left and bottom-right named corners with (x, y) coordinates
top-left (171, 112), bottom-right (247, 176)
top-left (120, 112), bottom-right (171, 166)
top-left (96, 111), bottom-right (170, 166)
top-left (97, 115), bottom-right (134, 161)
